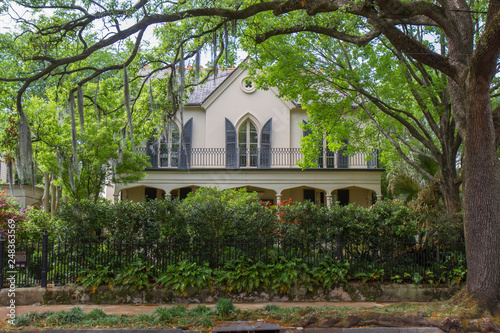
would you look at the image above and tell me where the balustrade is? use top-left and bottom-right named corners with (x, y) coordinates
top-left (137, 147), bottom-right (378, 169)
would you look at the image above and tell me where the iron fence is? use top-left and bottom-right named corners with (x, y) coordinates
top-left (0, 230), bottom-right (465, 288)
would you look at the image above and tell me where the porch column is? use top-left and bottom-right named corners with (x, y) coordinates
top-left (376, 194), bottom-right (383, 202)
top-left (326, 194), bottom-right (333, 208)
top-left (113, 193), bottom-right (120, 203)
top-left (276, 193), bottom-right (282, 204)
top-left (164, 193), bottom-right (172, 200)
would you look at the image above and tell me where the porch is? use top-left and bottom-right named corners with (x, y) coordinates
top-left (111, 168), bottom-right (384, 208)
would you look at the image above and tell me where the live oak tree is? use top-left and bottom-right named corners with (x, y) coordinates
top-left (244, 32), bottom-right (464, 212)
top-left (0, 0), bottom-right (499, 312)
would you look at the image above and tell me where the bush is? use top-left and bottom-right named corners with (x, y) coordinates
top-left (180, 187), bottom-right (274, 243)
top-left (141, 198), bottom-right (187, 243)
top-left (17, 208), bottom-right (64, 241)
top-left (56, 199), bottom-right (112, 241)
top-left (0, 189), bottom-right (25, 238)
top-left (271, 200), bottom-right (330, 240)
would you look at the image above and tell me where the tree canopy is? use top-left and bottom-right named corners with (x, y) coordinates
top-left (244, 28), bottom-right (466, 212)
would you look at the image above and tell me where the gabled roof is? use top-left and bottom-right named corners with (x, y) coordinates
top-left (186, 70), bottom-right (235, 105)
top-left (184, 61), bottom-right (300, 109)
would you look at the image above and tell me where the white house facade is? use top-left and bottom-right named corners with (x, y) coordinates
top-left (109, 65), bottom-right (383, 207)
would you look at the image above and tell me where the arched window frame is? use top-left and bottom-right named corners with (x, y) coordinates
top-left (238, 119), bottom-right (259, 167)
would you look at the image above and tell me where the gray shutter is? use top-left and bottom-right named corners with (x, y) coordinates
top-left (179, 118), bottom-right (193, 168)
top-left (260, 118), bottom-right (272, 168)
top-left (337, 139), bottom-right (349, 168)
top-left (302, 120), bottom-right (312, 137)
top-left (225, 118), bottom-right (237, 169)
top-left (303, 120), bottom-right (325, 168)
top-left (367, 149), bottom-right (378, 169)
top-left (302, 120), bottom-right (321, 168)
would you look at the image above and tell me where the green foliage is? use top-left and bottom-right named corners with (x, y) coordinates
top-left (53, 197), bottom-right (188, 242)
top-left (157, 261), bottom-right (214, 296)
top-left (56, 199), bottom-right (111, 241)
top-left (106, 200), bottom-right (143, 241)
top-left (140, 198), bottom-right (188, 242)
top-left (114, 255), bottom-right (156, 291)
top-left (354, 267), bottom-right (385, 283)
top-left (45, 307), bottom-right (86, 326)
top-left (199, 316), bottom-right (214, 328)
top-left (0, 189), bottom-right (25, 238)
top-left (16, 208), bottom-right (63, 240)
top-left (329, 200), bottom-right (418, 241)
top-left (272, 200), bottom-right (331, 240)
top-left (76, 259), bottom-right (118, 292)
top-left (87, 308), bottom-right (107, 320)
top-left (218, 258), bottom-right (270, 293)
top-left (26, 91), bottom-right (149, 202)
top-left (269, 257), bottom-right (311, 293)
top-left (179, 187), bottom-right (272, 243)
top-left (215, 298), bottom-right (236, 316)
top-left (310, 257), bottom-right (350, 288)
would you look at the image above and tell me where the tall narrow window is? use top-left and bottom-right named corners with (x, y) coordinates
top-left (159, 121), bottom-right (180, 167)
top-left (238, 120), bottom-right (258, 167)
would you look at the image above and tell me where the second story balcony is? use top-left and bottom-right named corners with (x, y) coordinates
top-left (137, 146), bottom-right (379, 170)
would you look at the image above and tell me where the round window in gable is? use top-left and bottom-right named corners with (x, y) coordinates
top-left (241, 77), bottom-right (256, 93)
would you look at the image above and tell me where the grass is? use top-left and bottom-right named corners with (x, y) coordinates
top-left (2, 301), bottom-right (500, 331)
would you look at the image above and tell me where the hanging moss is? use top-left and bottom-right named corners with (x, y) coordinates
top-left (68, 93), bottom-right (80, 179)
top-left (16, 113), bottom-right (33, 184)
top-left (123, 66), bottom-right (134, 147)
top-left (77, 85), bottom-right (85, 134)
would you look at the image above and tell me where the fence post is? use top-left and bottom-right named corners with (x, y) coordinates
top-left (41, 228), bottom-right (48, 288)
top-left (0, 234), bottom-right (4, 291)
top-left (336, 228), bottom-right (342, 260)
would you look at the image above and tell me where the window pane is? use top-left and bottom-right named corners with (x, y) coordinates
top-left (250, 123), bottom-right (258, 144)
top-left (171, 123), bottom-right (180, 144)
top-left (238, 125), bottom-right (247, 148)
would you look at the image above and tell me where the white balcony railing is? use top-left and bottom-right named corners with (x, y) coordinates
top-left (136, 147), bottom-right (379, 169)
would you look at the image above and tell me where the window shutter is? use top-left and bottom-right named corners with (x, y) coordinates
top-left (179, 118), bottom-right (193, 168)
top-left (302, 120), bottom-right (323, 169)
top-left (260, 118), bottom-right (272, 168)
top-left (302, 120), bottom-right (312, 137)
top-left (225, 118), bottom-right (237, 168)
top-left (337, 139), bottom-right (349, 168)
top-left (367, 149), bottom-right (378, 169)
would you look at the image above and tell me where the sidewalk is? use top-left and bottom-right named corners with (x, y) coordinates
top-left (0, 302), bottom-right (444, 333)
top-left (0, 301), bottom-right (389, 318)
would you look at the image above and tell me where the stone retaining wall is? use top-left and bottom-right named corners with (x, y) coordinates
top-left (0, 284), bottom-right (461, 306)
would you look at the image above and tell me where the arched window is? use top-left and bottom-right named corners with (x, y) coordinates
top-left (238, 120), bottom-right (258, 167)
top-left (159, 121), bottom-right (180, 167)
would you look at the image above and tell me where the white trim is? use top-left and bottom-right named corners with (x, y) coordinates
top-left (235, 112), bottom-right (261, 132)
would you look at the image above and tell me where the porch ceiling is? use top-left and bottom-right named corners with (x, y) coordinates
top-left (115, 169), bottom-right (383, 195)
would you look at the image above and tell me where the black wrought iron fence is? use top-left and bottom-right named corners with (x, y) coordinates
top-left (0, 230), bottom-right (465, 288)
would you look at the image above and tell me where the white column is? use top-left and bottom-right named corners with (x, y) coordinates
top-left (326, 194), bottom-right (333, 208)
top-left (376, 194), bottom-right (383, 202)
top-left (276, 193), bottom-right (282, 204)
top-left (113, 193), bottom-right (119, 203)
top-left (164, 193), bottom-right (172, 200)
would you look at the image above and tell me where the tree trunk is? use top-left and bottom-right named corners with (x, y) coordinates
top-left (439, 159), bottom-right (462, 212)
top-left (50, 180), bottom-right (57, 218)
top-left (42, 173), bottom-right (50, 214)
top-left (462, 78), bottom-right (500, 312)
top-left (439, 179), bottom-right (462, 213)
top-left (55, 186), bottom-right (63, 212)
